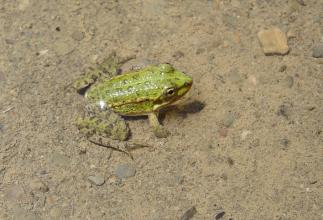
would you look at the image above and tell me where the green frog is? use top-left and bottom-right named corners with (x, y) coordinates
top-left (73, 52), bottom-right (193, 155)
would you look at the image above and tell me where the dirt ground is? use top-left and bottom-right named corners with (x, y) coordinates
top-left (0, 0), bottom-right (322, 219)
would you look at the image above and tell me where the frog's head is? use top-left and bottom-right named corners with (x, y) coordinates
top-left (153, 64), bottom-right (193, 111)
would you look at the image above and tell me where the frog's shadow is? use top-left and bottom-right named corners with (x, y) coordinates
top-left (124, 100), bottom-right (205, 122)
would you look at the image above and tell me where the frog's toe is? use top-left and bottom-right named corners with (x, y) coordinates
top-left (153, 126), bottom-right (170, 138)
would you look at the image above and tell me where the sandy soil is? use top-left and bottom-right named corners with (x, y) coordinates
top-left (0, 0), bottom-right (322, 219)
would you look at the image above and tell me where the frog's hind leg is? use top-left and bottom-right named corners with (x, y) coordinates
top-left (76, 109), bottom-right (130, 141)
top-left (76, 108), bottom-right (149, 158)
top-left (73, 52), bottom-right (135, 93)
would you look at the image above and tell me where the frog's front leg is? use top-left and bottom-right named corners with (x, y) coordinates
top-left (148, 112), bottom-right (170, 138)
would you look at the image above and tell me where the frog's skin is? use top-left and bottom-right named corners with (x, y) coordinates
top-left (73, 52), bottom-right (193, 154)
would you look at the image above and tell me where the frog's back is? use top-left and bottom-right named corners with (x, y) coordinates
top-left (86, 65), bottom-right (168, 113)
top-left (85, 63), bottom-right (192, 116)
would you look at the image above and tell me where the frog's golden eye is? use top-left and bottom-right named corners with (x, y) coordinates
top-left (165, 88), bottom-right (175, 96)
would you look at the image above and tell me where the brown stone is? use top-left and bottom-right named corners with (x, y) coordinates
top-left (257, 27), bottom-right (289, 55)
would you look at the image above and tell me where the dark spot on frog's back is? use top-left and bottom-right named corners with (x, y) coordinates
top-left (131, 74), bottom-right (139, 81)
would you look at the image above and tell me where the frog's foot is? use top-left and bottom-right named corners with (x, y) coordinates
top-left (99, 51), bottom-right (135, 77)
top-left (153, 125), bottom-right (170, 138)
top-left (73, 67), bottom-right (103, 92)
top-left (148, 113), bottom-right (170, 138)
top-left (88, 136), bottom-right (151, 159)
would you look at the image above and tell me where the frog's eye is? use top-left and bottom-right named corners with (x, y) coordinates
top-left (165, 87), bottom-right (175, 96)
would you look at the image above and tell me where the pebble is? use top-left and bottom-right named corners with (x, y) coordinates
top-left (277, 104), bottom-right (290, 119)
top-left (115, 164), bottom-right (136, 179)
top-left (29, 178), bottom-right (49, 193)
top-left (50, 152), bottom-right (70, 168)
top-left (296, 0), bottom-right (306, 6)
top-left (241, 130), bottom-right (252, 140)
top-left (227, 69), bottom-right (243, 83)
top-left (279, 65), bottom-right (287, 72)
top-left (88, 175), bottom-right (105, 186)
top-left (49, 207), bottom-right (63, 219)
top-left (107, 175), bottom-right (122, 185)
top-left (282, 76), bottom-right (294, 88)
top-left (280, 138), bottom-right (290, 149)
top-left (257, 27), bottom-right (289, 55)
top-left (180, 206), bottom-right (197, 220)
top-left (218, 128), bottom-right (228, 138)
top-left (312, 44), bottom-right (323, 58)
top-left (0, 70), bottom-right (5, 82)
top-left (18, 0), bottom-right (30, 11)
top-left (71, 30), bottom-right (85, 41)
top-left (172, 51), bottom-right (184, 60)
top-left (223, 112), bottom-right (235, 128)
top-left (53, 40), bottom-right (76, 56)
top-left (5, 185), bottom-right (26, 202)
top-left (222, 14), bottom-right (238, 29)
top-left (12, 205), bottom-right (40, 220)
top-left (0, 123), bottom-right (4, 131)
top-left (214, 211), bottom-right (226, 220)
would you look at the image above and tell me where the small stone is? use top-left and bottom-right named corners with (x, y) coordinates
top-left (5, 185), bottom-right (25, 202)
top-left (241, 130), bottom-right (252, 140)
top-left (18, 0), bottom-right (30, 11)
top-left (282, 76), bottom-right (294, 88)
top-left (49, 207), bottom-right (63, 219)
top-left (222, 14), bottom-right (238, 28)
top-left (71, 31), bottom-right (85, 41)
top-left (115, 164), bottom-right (136, 179)
top-left (312, 44), bottom-right (323, 58)
top-left (50, 152), bottom-right (70, 168)
top-left (180, 206), bottom-right (197, 220)
top-left (287, 30), bottom-right (296, 39)
top-left (280, 138), bottom-right (290, 149)
top-left (172, 51), bottom-right (184, 60)
top-left (279, 65), bottom-right (287, 72)
top-left (53, 40), bottom-right (76, 56)
top-left (46, 194), bottom-right (60, 206)
top-left (257, 27), bottom-right (289, 55)
top-left (29, 178), bottom-right (49, 193)
top-left (215, 211), bottom-right (225, 220)
top-left (295, 0), bottom-right (306, 6)
top-left (218, 128), bottom-right (228, 138)
top-left (223, 40), bottom-right (230, 48)
top-left (88, 175), bottom-right (105, 186)
top-left (12, 206), bottom-right (40, 220)
top-left (0, 70), bottom-right (5, 82)
top-left (107, 175), bottom-right (122, 185)
top-left (223, 112), bottom-right (235, 127)
top-left (0, 123), bottom-right (4, 131)
top-left (227, 69), bottom-right (243, 83)
top-left (277, 104), bottom-right (290, 119)
top-left (5, 39), bottom-right (15, 44)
